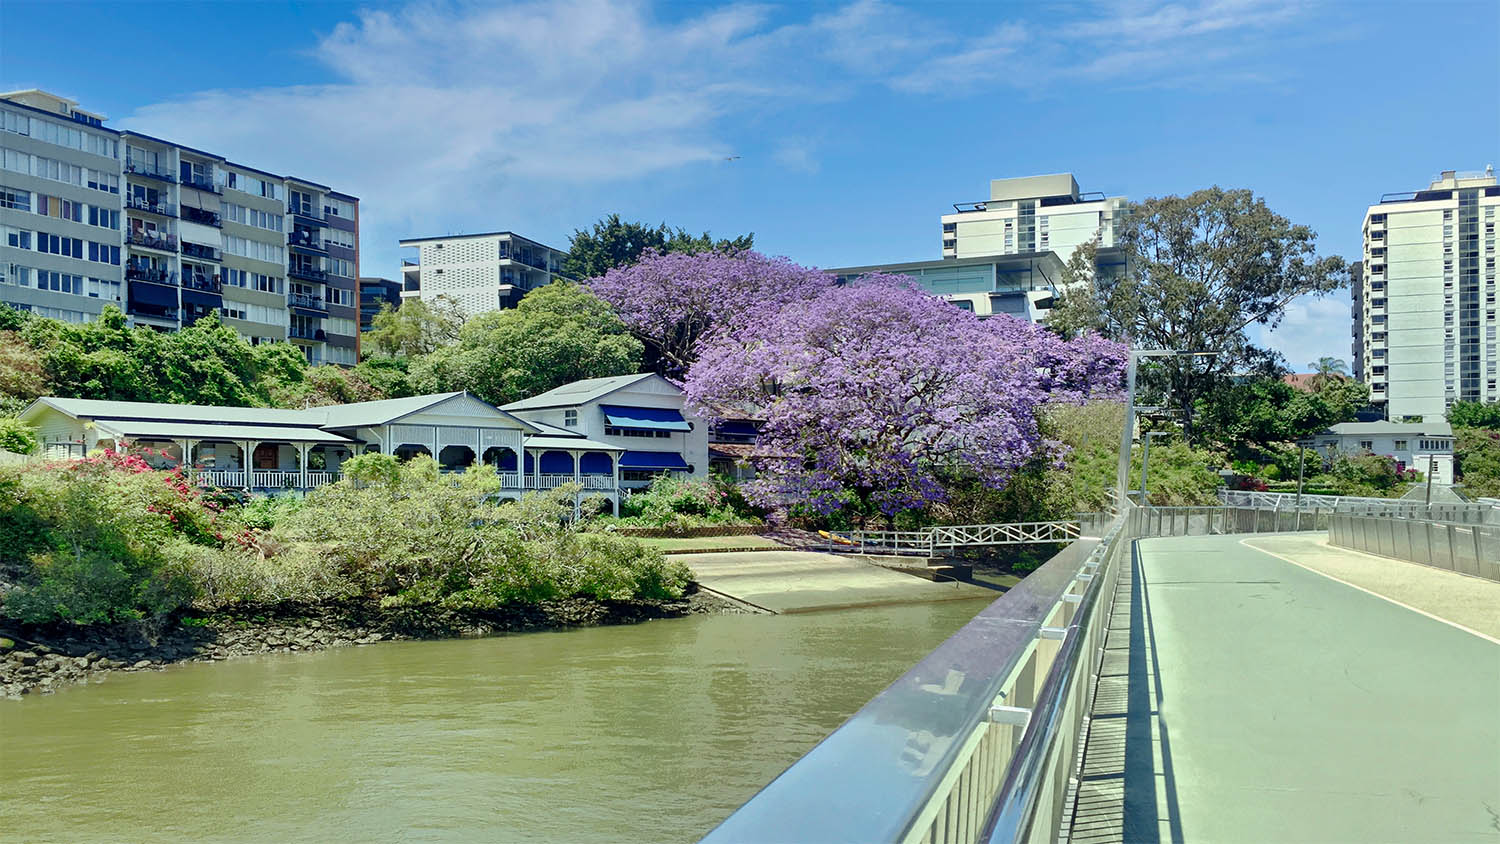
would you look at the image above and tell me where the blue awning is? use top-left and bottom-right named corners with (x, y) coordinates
top-left (600, 404), bottom-right (691, 432)
top-left (619, 451), bottom-right (690, 471)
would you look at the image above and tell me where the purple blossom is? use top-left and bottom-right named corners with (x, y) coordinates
top-left (684, 274), bottom-right (1126, 522)
top-left (588, 249), bottom-right (836, 376)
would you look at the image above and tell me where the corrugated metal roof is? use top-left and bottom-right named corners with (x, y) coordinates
top-left (315, 392), bottom-right (466, 428)
top-left (94, 420), bottom-right (355, 443)
top-left (27, 397), bottom-right (319, 426)
top-left (502, 373), bottom-right (661, 411)
top-left (1325, 421), bottom-right (1453, 436)
top-left (524, 435), bottom-right (622, 452)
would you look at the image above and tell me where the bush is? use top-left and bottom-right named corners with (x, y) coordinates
top-left (1455, 427), bottom-right (1500, 498)
top-left (1327, 453), bottom-right (1414, 497)
top-left (610, 474), bottom-right (764, 529)
top-left (0, 415), bottom-right (38, 455)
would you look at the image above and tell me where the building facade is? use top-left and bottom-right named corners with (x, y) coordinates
top-left (1349, 260), bottom-right (1365, 382)
top-left (1308, 421), bottom-right (1455, 486)
top-left (1, 90), bottom-right (360, 364)
top-left (1357, 169), bottom-right (1500, 421)
top-left (358, 277), bottom-right (401, 332)
top-left (21, 391), bottom-right (628, 511)
top-left (502, 373), bottom-right (709, 490)
top-left (827, 173), bottom-right (1124, 325)
top-left (398, 231), bottom-right (569, 318)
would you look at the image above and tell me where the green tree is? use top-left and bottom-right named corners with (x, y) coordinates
top-left (1195, 376), bottom-right (1368, 455)
top-left (1454, 427), bottom-right (1500, 497)
top-left (1048, 188), bottom-right (1349, 438)
top-left (562, 213), bottom-right (754, 280)
top-left (1309, 356), bottom-right (1348, 378)
top-left (366, 295), bottom-right (465, 358)
top-left (0, 415), bottom-right (38, 454)
top-left (1447, 400), bottom-right (1500, 429)
top-left (409, 282), bottom-right (642, 405)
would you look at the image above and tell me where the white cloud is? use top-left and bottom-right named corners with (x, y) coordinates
top-left (117, 0), bottom-right (1323, 274)
top-left (1253, 293), bottom-right (1356, 371)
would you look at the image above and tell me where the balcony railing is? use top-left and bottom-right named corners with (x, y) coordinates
top-left (289, 293), bottom-right (326, 311)
top-left (126, 231), bottom-right (178, 252)
top-left (182, 242), bottom-right (222, 262)
top-left (182, 175), bottom-right (221, 194)
top-left (196, 470), bottom-right (339, 490)
top-left (126, 195), bottom-right (175, 216)
top-left (288, 205), bottom-right (324, 222)
top-left (183, 273), bottom-right (222, 293)
top-left (288, 265), bottom-right (327, 282)
top-left (289, 325), bottom-right (327, 341)
top-left (125, 264), bottom-right (176, 285)
top-left (181, 206), bottom-right (222, 227)
top-left (498, 473), bottom-right (616, 490)
top-left (125, 160), bottom-right (175, 183)
top-left (289, 231), bottom-right (325, 251)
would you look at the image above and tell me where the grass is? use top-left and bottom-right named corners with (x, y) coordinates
top-left (636, 535), bottom-right (788, 552)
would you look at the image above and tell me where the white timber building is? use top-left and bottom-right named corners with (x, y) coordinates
top-left (1356, 168), bottom-right (1500, 421)
top-left (398, 231), bottom-right (569, 318)
top-left (503, 373), bottom-right (709, 490)
top-left (1308, 421), bottom-right (1455, 486)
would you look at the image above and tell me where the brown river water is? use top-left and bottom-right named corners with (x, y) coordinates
top-left (1, 598), bottom-right (990, 843)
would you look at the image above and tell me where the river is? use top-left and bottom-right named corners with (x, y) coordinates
top-left (1, 598), bottom-right (991, 843)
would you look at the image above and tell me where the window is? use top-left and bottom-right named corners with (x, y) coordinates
top-left (0, 109), bottom-right (29, 135)
top-left (224, 235), bottom-right (284, 264)
top-left (605, 427), bottom-right (671, 439)
top-left (86, 169), bottom-right (119, 193)
top-left (326, 287), bottom-right (354, 306)
top-left (323, 197), bottom-right (354, 218)
top-left (564, 409), bottom-right (578, 427)
top-left (0, 264), bottom-right (31, 287)
top-left (87, 277), bottom-right (121, 301)
top-left (4, 226), bottom-right (32, 249)
top-left (221, 202), bottom-right (283, 232)
top-left (325, 317), bottom-right (357, 336)
top-left (0, 186), bottom-right (29, 211)
top-left (1393, 439), bottom-right (1407, 451)
top-left (1358, 440), bottom-right (1373, 451)
top-left (1, 148), bottom-right (29, 174)
top-left (328, 257), bottom-right (354, 278)
top-left (35, 270), bottom-right (83, 295)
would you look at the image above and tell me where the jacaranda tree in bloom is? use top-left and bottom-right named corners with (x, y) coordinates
top-left (588, 249), bottom-right (836, 377)
top-left (683, 275), bottom-right (1126, 524)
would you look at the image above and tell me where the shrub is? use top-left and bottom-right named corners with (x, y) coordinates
top-left (0, 415), bottom-right (38, 455)
top-left (612, 474), bottom-right (764, 528)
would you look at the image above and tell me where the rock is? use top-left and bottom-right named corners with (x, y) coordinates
top-left (83, 651), bottom-right (101, 662)
top-left (12, 651), bottom-right (39, 666)
top-left (73, 657), bottom-right (90, 669)
top-left (132, 660), bottom-right (152, 670)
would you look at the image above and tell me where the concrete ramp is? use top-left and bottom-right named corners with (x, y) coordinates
top-left (686, 551), bottom-right (995, 613)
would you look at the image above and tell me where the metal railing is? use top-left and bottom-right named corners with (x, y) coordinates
top-left (1219, 489), bottom-right (1499, 524)
top-left (194, 470), bottom-right (339, 489)
top-left (126, 231), bottom-right (177, 251)
top-left (1329, 514), bottom-right (1500, 582)
top-left (703, 502), bottom-right (1326, 844)
top-left (833, 521), bottom-right (1086, 557)
top-left (126, 195), bottom-right (174, 216)
top-left (502, 472), bottom-right (616, 490)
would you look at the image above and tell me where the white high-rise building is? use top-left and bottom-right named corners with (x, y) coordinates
top-left (1357, 168), bottom-right (1500, 421)
top-left (399, 231), bottom-right (569, 318)
top-left (940, 174), bottom-right (1127, 268)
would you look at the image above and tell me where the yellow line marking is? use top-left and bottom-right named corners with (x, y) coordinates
top-left (1237, 537), bottom-right (1500, 646)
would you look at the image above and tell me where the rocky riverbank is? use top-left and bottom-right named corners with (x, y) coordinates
top-left (1, 588), bottom-right (743, 700)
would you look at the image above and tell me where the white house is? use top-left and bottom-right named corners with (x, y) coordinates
top-left (20, 391), bottom-right (627, 510)
top-left (1308, 420), bottom-right (1455, 486)
top-left (502, 373), bottom-right (709, 491)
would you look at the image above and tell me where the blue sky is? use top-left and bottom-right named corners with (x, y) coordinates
top-left (3, 0), bottom-right (1497, 368)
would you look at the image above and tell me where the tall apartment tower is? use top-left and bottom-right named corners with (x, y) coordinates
top-left (1349, 260), bottom-right (1365, 381)
top-left (398, 231), bottom-right (569, 318)
top-left (1358, 168), bottom-right (1500, 421)
top-left (0, 90), bottom-right (361, 365)
top-left (940, 174), bottom-right (1128, 271)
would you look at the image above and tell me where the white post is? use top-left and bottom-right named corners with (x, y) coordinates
top-left (298, 443), bottom-right (308, 490)
top-left (572, 450), bottom-right (582, 519)
top-left (1116, 353), bottom-right (1138, 511)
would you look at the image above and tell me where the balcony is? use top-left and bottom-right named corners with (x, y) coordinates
top-left (180, 206), bottom-right (222, 227)
top-left (183, 273), bottom-right (222, 293)
top-left (288, 265), bottom-right (328, 283)
top-left (289, 325), bottom-right (327, 341)
top-left (182, 242), bottom-right (222, 262)
top-left (288, 230), bottom-right (326, 253)
top-left (126, 231), bottom-right (178, 252)
top-left (181, 174), bottom-right (221, 195)
top-left (196, 470), bottom-right (339, 490)
top-left (289, 292), bottom-right (327, 313)
top-left (288, 205), bottom-right (324, 224)
top-left (125, 264), bottom-right (176, 285)
top-left (126, 195), bottom-right (175, 217)
top-left (125, 159), bottom-right (175, 183)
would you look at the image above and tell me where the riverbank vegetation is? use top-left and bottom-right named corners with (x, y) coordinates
top-left (593, 474), bottom-right (764, 531)
top-left (0, 453), bottom-right (691, 628)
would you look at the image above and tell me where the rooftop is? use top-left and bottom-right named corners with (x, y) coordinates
top-left (502, 373), bottom-right (664, 411)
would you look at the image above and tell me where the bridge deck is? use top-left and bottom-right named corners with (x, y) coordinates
top-left (1071, 533), bottom-right (1500, 843)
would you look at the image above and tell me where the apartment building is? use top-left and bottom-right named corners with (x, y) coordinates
top-left (1356, 168), bottom-right (1500, 421)
top-left (398, 231), bottom-right (569, 318)
top-left (0, 90), bottom-right (360, 365)
top-left (358, 277), bottom-right (401, 332)
top-left (828, 173), bottom-right (1123, 323)
top-left (1350, 260), bottom-right (1365, 381)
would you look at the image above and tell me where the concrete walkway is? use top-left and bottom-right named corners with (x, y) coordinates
top-left (685, 550), bottom-right (994, 613)
top-left (1071, 533), bottom-right (1500, 843)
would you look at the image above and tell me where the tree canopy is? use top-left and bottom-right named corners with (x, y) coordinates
top-left (411, 281), bottom-right (642, 405)
top-left (1194, 376), bottom-right (1368, 455)
top-left (562, 213), bottom-right (754, 280)
top-left (365, 295), bottom-right (466, 358)
top-left (1447, 400), bottom-right (1500, 429)
top-left (684, 275), bottom-right (1126, 524)
top-left (590, 249), bottom-right (835, 376)
top-left (1048, 187), bottom-right (1349, 436)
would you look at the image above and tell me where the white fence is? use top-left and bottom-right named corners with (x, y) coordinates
top-left (1219, 489), bottom-right (1500, 525)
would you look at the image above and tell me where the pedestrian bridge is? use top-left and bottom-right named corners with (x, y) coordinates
top-left (702, 502), bottom-right (1500, 843)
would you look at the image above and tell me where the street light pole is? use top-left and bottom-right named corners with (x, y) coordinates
top-left (1294, 443), bottom-right (1307, 508)
top-left (1425, 452), bottom-right (1436, 507)
top-left (1116, 349), bottom-right (1219, 512)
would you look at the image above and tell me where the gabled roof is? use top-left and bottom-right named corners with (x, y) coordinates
top-left (22, 397), bottom-right (320, 427)
top-left (1321, 421), bottom-right (1453, 437)
top-left (317, 391), bottom-right (539, 431)
top-left (502, 373), bottom-right (667, 411)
